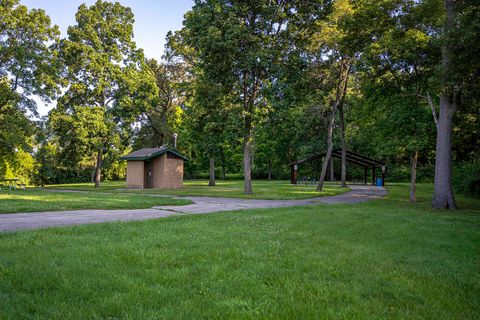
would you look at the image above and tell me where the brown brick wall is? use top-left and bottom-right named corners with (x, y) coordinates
top-left (162, 157), bottom-right (184, 189)
top-left (151, 154), bottom-right (184, 189)
top-left (126, 154), bottom-right (183, 189)
top-left (126, 161), bottom-right (145, 189)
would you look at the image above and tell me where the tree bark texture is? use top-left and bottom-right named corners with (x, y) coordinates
top-left (243, 132), bottom-right (253, 194)
top-left (329, 157), bottom-right (334, 182)
top-left (267, 160), bottom-right (272, 180)
top-left (209, 156), bottom-right (216, 187)
top-left (432, 0), bottom-right (458, 209)
top-left (242, 72), bottom-right (259, 194)
top-left (432, 96), bottom-right (457, 209)
top-left (410, 150), bottom-right (418, 202)
top-left (339, 104), bottom-right (347, 188)
top-left (317, 110), bottom-right (336, 191)
top-left (220, 147), bottom-right (226, 180)
top-left (94, 150), bottom-right (102, 188)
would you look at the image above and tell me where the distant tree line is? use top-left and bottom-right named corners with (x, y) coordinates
top-left (1, 0), bottom-right (479, 207)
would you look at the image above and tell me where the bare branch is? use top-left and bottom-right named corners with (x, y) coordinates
top-left (426, 91), bottom-right (438, 128)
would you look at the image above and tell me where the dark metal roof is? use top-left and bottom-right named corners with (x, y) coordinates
top-left (119, 147), bottom-right (188, 161)
top-left (291, 149), bottom-right (384, 167)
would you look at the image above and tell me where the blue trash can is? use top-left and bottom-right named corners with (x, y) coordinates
top-left (376, 178), bottom-right (383, 186)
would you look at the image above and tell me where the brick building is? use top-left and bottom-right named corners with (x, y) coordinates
top-left (120, 147), bottom-right (188, 189)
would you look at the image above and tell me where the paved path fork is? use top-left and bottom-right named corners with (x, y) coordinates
top-left (0, 185), bottom-right (387, 232)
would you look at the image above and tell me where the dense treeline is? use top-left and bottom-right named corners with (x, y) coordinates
top-left (0, 0), bottom-right (478, 207)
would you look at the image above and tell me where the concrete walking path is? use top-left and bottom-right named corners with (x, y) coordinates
top-left (0, 185), bottom-right (387, 232)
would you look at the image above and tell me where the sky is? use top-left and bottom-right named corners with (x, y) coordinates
top-left (21, 0), bottom-right (194, 116)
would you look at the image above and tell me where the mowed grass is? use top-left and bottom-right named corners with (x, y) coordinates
top-left (0, 189), bottom-right (190, 213)
top-left (0, 184), bottom-right (479, 318)
top-left (46, 179), bottom-right (350, 200)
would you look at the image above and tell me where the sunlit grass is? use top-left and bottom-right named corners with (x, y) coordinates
top-left (0, 189), bottom-right (190, 214)
top-left (46, 180), bottom-right (350, 200)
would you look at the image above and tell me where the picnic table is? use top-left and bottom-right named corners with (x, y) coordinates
top-left (0, 178), bottom-right (21, 190)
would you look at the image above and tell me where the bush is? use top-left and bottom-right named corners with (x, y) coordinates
top-left (186, 171), bottom-right (244, 180)
top-left (32, 167), bottom-right (93, 186)
top-left (453, 162), bottom-right (480, 198)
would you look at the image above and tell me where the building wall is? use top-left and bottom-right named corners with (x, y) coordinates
top-left (152, 153), bottom-right (184, 189)
top-left (126, 161), bottom-right (145, 189)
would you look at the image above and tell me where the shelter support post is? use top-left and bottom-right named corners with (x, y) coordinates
top-left (364, 167), bottom-right (368, 185)
top-left (372, 166), bottom-right (376, 185)
top-left (290, 164), bottom-right (298, 184)
top-left (381, 165), bottom-right (386, 186)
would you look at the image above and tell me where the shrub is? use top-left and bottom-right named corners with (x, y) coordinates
top-left (187, 171), bottom-right (244, 180)
top-left (453, 161), bottom-right (480, 198)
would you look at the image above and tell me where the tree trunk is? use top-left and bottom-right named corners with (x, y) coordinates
top-left (91, 166), bottom-right (96, 183)
top-left (432, 96), bottom-right (457, 209)
top-left (317, 59), bottom-right (350, 191)
top-left (94, 150), bottom-right (102, 188)
top-left (267, 160), bottom-right (272, 180)
top-left (432, 0), bottom-right (458, 209)
top-left (339, 104), bottom-right (347, 187)
top-left (317, 110), bottom-right (335, 191)
top-left (242, 71), bottom-right (258, 195)
top-left (329, 157), bottom-right (334, 182)
top-left (410, 150), bottom-right (418, 202)
top-left (219, 147), bottom-right (226, 180)
top-left (243, 130), bottom-right (253, 194)
top-left (208, 156), bottom-right (216, 187)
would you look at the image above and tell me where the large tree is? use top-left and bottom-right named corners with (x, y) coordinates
top-left (355, 0), bottom-right (441, 201)
top-left (431, 0), bottom-right (480, 209)
top-left (298, 0), bottom-right (355, 191)
top-left (56, 0), bottom-right (156, 188)
top-left (134, 58), bottom-right (187, 149)
top-left (180, 0), bottom-right (298, 194)
top-left (0, 0), bottom-right (61, 156)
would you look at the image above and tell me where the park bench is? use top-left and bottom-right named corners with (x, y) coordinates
top-left (0, 178), bottom-right (24, 190)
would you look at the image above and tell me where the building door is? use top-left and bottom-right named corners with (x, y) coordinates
top-left (145, 161), bottom-right (153, 188)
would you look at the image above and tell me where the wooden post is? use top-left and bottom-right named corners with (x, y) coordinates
top-left (364, 167), bottom-right (368, 185)
top-left (291, 164), bottom-right (298, 184)
top-left (381, 165), bottom-right (386, 186)
top-left (372, 166), bottom-right (376, 185)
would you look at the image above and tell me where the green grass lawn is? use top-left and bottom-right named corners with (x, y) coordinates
top-left (46, 179), bottom-right (350, 200)
top-left (0, 189), bottom-right (190, 213)
top-left (0, 184), bottom-right (479, 318)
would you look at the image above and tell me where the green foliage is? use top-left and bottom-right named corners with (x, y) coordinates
top-left (52, 0), bottom-right (157, 184)
top-left (0, 0), bottom-right (478, 200)
top-left (0, 148), bottom-right (34, 183)
top-left (133, 58), bottom-right (186, 148)
top-left (177, 0), bottom-right (307, 191)
top-left (0, 0), bottom-right (62, 105)
top-left (189, 172), bottom-right (244, 180)
top-left (441, 0), bottom-right (480, 98)
top-left (0, 102), bottom-right (34, 157)
top-left (0, 0), bottom-right (61, 157)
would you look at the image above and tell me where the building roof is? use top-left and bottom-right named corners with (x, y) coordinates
top-left (119, 147), bottom-right (188, 161)
top-left (291, 149), bottom-right (384, 167)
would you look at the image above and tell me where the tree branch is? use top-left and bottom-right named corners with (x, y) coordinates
top-left (405, 91), bottom-right (439, 128)
top-left (425, 92), bottom-right (438, 128)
